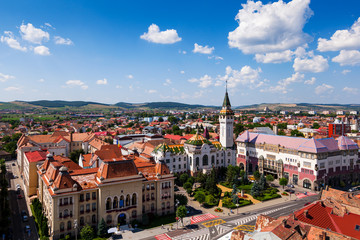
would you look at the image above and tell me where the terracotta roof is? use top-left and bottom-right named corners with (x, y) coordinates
top-left (53, 168), bottom-right (76, 190)
top-left (95, 145), bottom-right (123, 160)
top-left (96, 160), bottom-right (138, 180)
top-left (25, 151), bottom-right (47, 163)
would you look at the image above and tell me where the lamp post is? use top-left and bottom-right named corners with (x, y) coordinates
top-left (175, 199), bottom-right (180, 229)
top-left (74, 219), bottom-right (78, 240)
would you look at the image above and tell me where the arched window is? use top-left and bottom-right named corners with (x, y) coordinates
top-left (120, 195), bottom-right (124, 208)
top-left (106, 197), bottom-right (111, 210)
top-left (113, 196), bottom-right (118, 209)
top-left (67, 221), bottom-right (71, 230)
top-left (196, 157), bottom-right (199, 166)
top-left (132, 193), bottom-right (137, 205)
top-left (202, 155), bottom-right (208, 166)
top-left (92, 214), bottom-right (96, 223)
top-left (60, 222), bottom-right (64, 231)
top-left (227, 152), bottom-right (231, 156)
top-left (161, 202), bottom-right (165, 209)
top-left (126, 194), bottom-right (130, 206)
top-left (151, 193), bottom-right (154, 200)
top-left (64, 209), bottom-right (69, 217)
top-left (211, 155), bottom-right (215, 165)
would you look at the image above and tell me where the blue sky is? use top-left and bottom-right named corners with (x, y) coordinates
top-left (0, 0), bottom-right (359, 106)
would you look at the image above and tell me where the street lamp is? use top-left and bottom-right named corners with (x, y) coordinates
top-left (74, 219), bottom-right (78, 240)
top-left (175, 199), bottom-right (180, 229)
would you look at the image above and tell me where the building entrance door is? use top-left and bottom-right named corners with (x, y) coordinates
top-left (293, 174), bottom-right (298, 185)
top-left (118, 213), bottom-right (126, 226)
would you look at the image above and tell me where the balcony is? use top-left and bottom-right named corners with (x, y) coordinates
top-left (63, 214), bottom-right (69, 219)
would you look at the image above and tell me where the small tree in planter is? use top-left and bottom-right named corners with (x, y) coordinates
top-left (279, 178), bottom-right (288, 189)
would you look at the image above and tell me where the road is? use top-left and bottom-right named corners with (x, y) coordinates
top-left (143, 194), bottom-right (319, 240)
top-left (6, 160), bottom-right (38, 240)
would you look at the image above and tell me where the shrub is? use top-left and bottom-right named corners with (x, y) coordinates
top-left (205, 195), bottom-right (217, 206)
top-left (223, 191), bottom-right (231, 198)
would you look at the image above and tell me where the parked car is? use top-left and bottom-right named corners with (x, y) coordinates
top-left (22, 215), bottom-right (28, 222)
top-left (285, 189), bottom-right (295, 194)
top-left (304, 202), bottom-right (311, 206)
top-left (185, 224), bottom-right (199, 229)
top-left (24, 225), bottom-right (30, 234)
top-left (287, 184), bottom-right (295, 188)
top-left (17, 194), bottom-right (22, 199)
top-left (21, 210), bottom-right (27, 216)
top-left (12, 163), bottom-right (15, 166)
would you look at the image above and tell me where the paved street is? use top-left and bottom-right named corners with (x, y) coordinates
top-left (140, 194), bottom-right (319, 240)
top-left (6, 160), bottom-right (38, 240)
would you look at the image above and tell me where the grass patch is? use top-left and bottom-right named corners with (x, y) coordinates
top-left (222, 199), bottom-right (252, 209)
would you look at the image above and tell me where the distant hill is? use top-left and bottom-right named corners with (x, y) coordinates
top-left (236, 103), bottom-right (360, 112)
top-left (26, 100), bottom-right (109, 108)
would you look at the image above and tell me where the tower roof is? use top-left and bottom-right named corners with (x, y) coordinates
top-left (222, 91), bottom-right (231, 108)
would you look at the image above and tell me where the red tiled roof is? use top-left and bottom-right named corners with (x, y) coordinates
top-left (25, 151), bottom-right (47, 163)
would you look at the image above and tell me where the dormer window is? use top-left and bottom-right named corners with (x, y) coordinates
top-left (356, 225), bottom-right (360, 231)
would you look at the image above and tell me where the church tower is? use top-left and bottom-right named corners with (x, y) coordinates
top-left (219, 83), bottom-right (234, 148)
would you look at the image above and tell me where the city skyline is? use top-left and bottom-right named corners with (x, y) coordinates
top-left (0, 0), bottom-right (360, 105)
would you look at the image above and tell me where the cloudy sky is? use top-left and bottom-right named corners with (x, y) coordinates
top-left (0, 0), bottom-right (359, 106)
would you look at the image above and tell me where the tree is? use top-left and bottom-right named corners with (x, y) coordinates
top-left (253, 171), bottom-right (261, 181)
top-left (259, 174), bottom-right (266, 190)
top-left (279, 178), bottom-right (288, 189)
top-left (97, 218), bottom-right (107, 237)
top-left (205, 195), bottom-right (217, 205)
top-left (69, 149), bottom-right (85, 164)
top-left (194, 191), bottom-right (206, 204)
top-left (232, 194), bottom-right (239, 204)
top-left (234, 123), bottom-right (245, 137)
top-left (250, 181), bottom-right (261, 197)
top-left (174, 194), bottom-right (188, 206)
top-left (312, 122), bottom-right (320, 129)
top-left (232, 184), bottom-right (238, 196)
top-left (158, 117), bottom-right (164, 122)
top-left (278, 130), bottom-right (286, 136)
top-left (277, 123), bottom-right (287, 129)
top-left (179, 173), bottom-right (189, 185)
top-left (266, 175), bottom-right (274, 184)
top-left (168, 116), bottom-right (179, 125)
top-left (183, 182), bottom-right (192, 191)
top-left (206, 169), bottom-right (218, 195)
top-left (80, 224), bottom-right (95, 240)
top-left (226, 165), bottom-right (237, 185)
top-left (176, 205), bottom-right (187, 226)
top-left (291, 129), bottom-right (304, 137)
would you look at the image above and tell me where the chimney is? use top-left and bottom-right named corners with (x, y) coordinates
top-left (304, 210), bottom-right (309, 218)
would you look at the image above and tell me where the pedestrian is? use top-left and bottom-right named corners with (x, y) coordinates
top-left (161, 224), bottom-right (164, 229)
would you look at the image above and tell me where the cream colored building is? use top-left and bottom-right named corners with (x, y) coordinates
top-left (37, 154), bottom-right (174, 240)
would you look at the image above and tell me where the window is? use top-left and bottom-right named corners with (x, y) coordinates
top-left (320, 162), bottom-right (325, 169)
top-left (184, 164), bottom-right (186, 169)
top-left (106, 215), bottom-right (112, 224)
top-left (173, 165), bottom-right (176, 169)
top-left (211, 156), bottom-right (215, 165)
top-left (69, 197), bottom-right (72, 204)
top-left (80, 217), bottom-right (84, 226)
top-left (64, 198), bottom-right (68, 205)
top-left (179, 164), bottom-right (181, 169)
top-left (60, 199), bottom-right (63, 206)
top-left (173, 158), bottom-right (175, 162)
top-left (120, 196), bottom-right (124, 207)
top-left (162, 202), bottom-right (165, 209)
top-left (92, 203), bottom-right (96, 211)
top-left (355, 225), bottom-right (360, 231)
top-left (92, 214), bottom-right (96, 223)
top-left (329, 161), bottom-right (333, 166)
top-left (132, 193), bottom-right (137, 205)
top-left (64, 209), bottom-right (69, 217)
top-left (151, 193), bottom-right (154, 200)
top-left (86, 193), bottom-right (90, 201)
top-left (67, 221), bottom-right (71, 230)
top-left (189, 157), bottom-right (192, 165)
top-left (60, 222), bottom-right (64, 231)
top-left (196, 157), bottom-right (199, 166)
top-left (106, 198), bottom-right (111, 210)
top-left (202, 155), bottom-right (208, 166)
top-left (146, 184), bottom-right (150, 190)
top-left (59, 212), bottom-right (62, 218)
top-left (142, 205), bottom-right (145, 213)
top-left (92, 192), bottom-right (96, 200)
top-left (151, 203), bottom-right (155, 211)
top-left (80, 205), bottom-right (84, 213)
top-left (151, 183), bottom-right (155, 190)
top-left (126, 194), bottom-right (130, 206)
top-left (113, 197), bottom-right (118, 209)
top-left (166, 159), bottom-right (170, 163)
top-left (80, 194), bottom-right (84, 202)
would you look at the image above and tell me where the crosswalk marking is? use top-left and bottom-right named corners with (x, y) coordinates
top-left (215, 224), bottom-right (233, 235)
top-left (202, 219), bottom-right (225, 228)
top-left (190, 213), bottom-right (218, 224)
top-left (233, 225), bottom-right (255, 232)
top-left (155, 233), bottom-right (172, 240)
top-left (172, 227), bottom-right (210, 240)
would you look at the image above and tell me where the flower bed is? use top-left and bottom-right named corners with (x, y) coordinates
top-left (215, 207), bottom-right (223, 212)
top-left (281, 192), bottom-right (289, 196)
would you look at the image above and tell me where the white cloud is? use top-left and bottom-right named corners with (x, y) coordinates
top-left (140, 24), bottom-right (181, 44)
top-left (0, 72), bottom-right (15, 82)
top-left (20, 23), bottom-right (49, 44)
top-left (147, 89), bottom-right (157, 94)
top-left (179, 50), bottom-right (187, 54)
top-left (5, 86), bottom-right (21, 92)
top-left (342, 69), bottom-right (351, 75)
top-left (54, 36), bottom-right (73, 45)
top-left (44, 23), bottom-right (55, 29)
top-left (262, 72), bottom-right (304, 93)
top-left (220, 65), bottom-right (262, 89)
top-left (163, 79), bottom-right (172, 86)
top-left (304, 77), bottom-right (316, 85)
top-left (255, 50), bottom-right (293, 63)
top-left (332, 50), bottom-right (360, 66)
top-left (96, 78), bottom-right (108, 85)
top-left (127, 74), bottom-right (134, 79)
top-left (293, 52), bottom-right (328, 73)
top-left (65, 80), bottom-right (88, 90)
top-left (180, 70), bottom-right (185, 74)
top-left (39, 78), bottom-right (45, 82)
top-left (193, 43), bottom-right (214, 54)
top-left (343, 87), bottom-right (358, 94)
top-left (0, 31), bottom-right (27, 52)
top-left (208, 55), bottom-right (224, 60)
top-left (315, 83), bottom-right (334, 95)
top-left (228, 0), bottom-right (312, 54)
top-left (318, 18), bottom-right (360, 52)
top-left (34, 46), bottom-right (50, 55)
top-left (188, 75), bottom-right (213, 88)
top-left (115, 85), bottom-right (122, 89)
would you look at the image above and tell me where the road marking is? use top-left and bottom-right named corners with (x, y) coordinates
top-left (155, 233), bottom-right (172, 240)
top-left (190, 213), bottom-right (218, 224)
top-left (234, 225), bottom-right (255, 232)
top-left (202, 219), bottom-right (225, 228)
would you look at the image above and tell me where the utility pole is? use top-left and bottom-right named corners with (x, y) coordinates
top-left (74, 219), bottom-right (78, 240)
